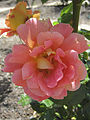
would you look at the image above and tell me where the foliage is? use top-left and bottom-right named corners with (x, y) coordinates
top-left (60, 3), bottom-right (73, 17)
top-left (61, 0), bottom-right (69, 3)
top-left (58, 3), bottom-right (73, 25)
top-left (53, 3), bottom-right (73, 26)
top-left (79, 29), bottom-right (90, 40)
top-left (41, 0), bottom-right (48, 4)
top-left (18, 94), bottom-right (31, 107)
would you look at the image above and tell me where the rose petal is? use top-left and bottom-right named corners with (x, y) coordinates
top-left (3, 53), bottom-right (22, 72)
top-left (45, 66), bottom-right (63, 88)
top-left (24, 86), bottom-right (49, 101)
top-left (74, 60), bottom-right (87, 80)
top-left (37, 32), bottom-right (64, 49)
top-left (44, 40), bottom-right (53, 49)
top-left (30, 88), bottom-right (46, 97)
top-left (17, 18), bottom-right (52, 46)
top-left (38, 77), bottom-right (65, 97)
top-left (52, 89), bottom-right (67, 99)
top-left (62, 50), bottom-right (79, 66)
top-left (9, 44), bottom-right (30, 64)
top-left (61, 33), bottom-right (89, 54)
top-left (66, 80), bottom-right (81, 91)
top-left (12, 44), bottom-right (30, 55)
top-left (37, 57), bottom-right (54, 70)
top-left (58, 65), bottom-right (75, 87)
top-left (30, 46), bottom-right (44, 57)
top-left (22, 61), bottom-right (36, 80)
top-left (56, 48), bottom-right (65, 57)
top-left (50, 23), bottom-right (73, 38)
top-left (12, 69), bottom-right (26, 86)
top-left (26, 72), bottom-right (42, 89)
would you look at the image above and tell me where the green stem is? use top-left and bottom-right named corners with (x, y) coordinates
top-left (72, 0), bottom-right (83, 32)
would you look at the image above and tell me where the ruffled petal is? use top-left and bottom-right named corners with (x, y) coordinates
top-left (12, 69), bottom-right (26, 86)
top-left (74, 60), bottom-right (87, 80)
top-left (4, 53), bottom-right (13, 66)
top-left (56, 48), bottom-right (65, 57)
top-left (30, 46), bottom-right (44, 57)
top-left (12, 44), bottom-right (30, 55)
top-left (26, 73), bottom-right (40, 89)
top-left (62, 50), bottom-right (87, 80)
top-left (38, 64), bottom-right (65, 96)
top-left (3, 44), bottom-right (31, 72)
top-left (17, 18), bottom-right (52, 47)
top-left (52, 89), bottom-right (67, 99)
top-left (37, 32), bottom-right (64, 49)
top-left (27, 73), bottom-right (46, 96)
top-left (57, 65), bottom-right (75, 87)
top-left (3, 53), bottom-right (22, 72)
top-left (61, 33), bottom-right (89, 54)
top-left (3, 64), bottom-right (22, 72)
top-left (62, 50), bottom-right (79, 66)
top-left (45, 65), bottom-right (63, 88)
top-left (23, 86), bottom-right (49, 101)
top-left (22, 61), bottom-right (36, 80)
top-left (38, 77), bottom-right (65, 97)
top-left (54, 49), bottom-right (67, 69)
top-left (44, 40), bottom-right (53, 49)
top-left (66, 80), bottom-right (81, 91)
top-left (50, 23), bottom-right (73, 38)
top-left (63, 54), bottom-right (87, 91)
top-left (9, 44), bottom-right (30, 64)
top-left (30, 88), bottom-right (46, 97)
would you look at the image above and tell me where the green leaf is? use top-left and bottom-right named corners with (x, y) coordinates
top-left (87, 60), bottom-right (90, 69)
top-left (30, 118), bottom-right (37, 120)
top-left (65, 85), bottom-right (87, 105)
top-left (83, 51), bottom-right (88, 60)
top-left (50, 85), bottom-right (87, 106)
top-left (58, 2), bottom-right (73, 24)
top-left (18, 94), bottom-right (31, 107)
top-left (55, 112), bottom-right (61, 119)
top-left (30, 100), bottom-right (46, 113)
top-left (53, 21), bottom-right (59, 26)
top-left (41, 99), bottom-right (54, 107)
top-left (78, 29), bottom-right (90, 40)
top-left (57, 106), bottom-right (67, 119)
top-left (39, 109), bottom-right (55, 120)
top-left (60, 3), bottom-right (73, 17)
top-left (59, 13), bottom-right (73, 24)
top-left (41, 0), bottom-right (48, 4)
top-left (83, 101), bottom-right (90, 119)
top-left (81, 74), bottom-right (90, 84)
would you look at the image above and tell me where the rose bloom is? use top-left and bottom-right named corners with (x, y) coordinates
top-left (0, 2), bottom-right (40, 37)
top-left (3, 18), bottom-right (89, 101)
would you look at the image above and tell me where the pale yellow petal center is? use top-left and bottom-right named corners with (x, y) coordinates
top-left (37, 57), bottom-right (54, 70)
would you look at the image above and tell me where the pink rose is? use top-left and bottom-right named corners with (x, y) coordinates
top-left (3, 18), bottom-right (89, 101)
